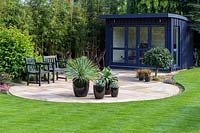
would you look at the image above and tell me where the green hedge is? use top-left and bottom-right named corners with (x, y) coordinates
top-left (0, 27), bottom-right (37, 78)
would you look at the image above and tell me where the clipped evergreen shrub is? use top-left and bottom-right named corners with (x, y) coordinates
top-left (0, 27), bottom-right (37, 78)
top-left (144, 47), bottom-right (172, 77)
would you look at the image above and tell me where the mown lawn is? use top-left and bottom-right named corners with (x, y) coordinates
top-left (0, 68), bottom-right (200, 133)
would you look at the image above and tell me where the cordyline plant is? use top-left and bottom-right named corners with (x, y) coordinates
top-left (144, 48), bottom-right (172, 77)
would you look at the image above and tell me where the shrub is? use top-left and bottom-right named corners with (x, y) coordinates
top-left (144, 48), bottom-right (172, 77)
top-left (136, 69), bottom-right (145, 79)
top-left (143, 69), bottom-right (151, 77)
top-left (0, 72), bottom-right (13, 84)
top-left (153, 77), bottom-right (160, 81)
top-left (0, 27), bottom-right (37, 78)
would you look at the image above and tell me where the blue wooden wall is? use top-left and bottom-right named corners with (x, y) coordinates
top-left (172, 18), bottom-right (193, 69)
top-left (104, 17), bottom-right (193, 69)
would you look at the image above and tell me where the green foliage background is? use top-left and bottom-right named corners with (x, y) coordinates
top-left (0, 0), bottom-right (200, 77)
top-left (0, 0), bottom-right (191, 58)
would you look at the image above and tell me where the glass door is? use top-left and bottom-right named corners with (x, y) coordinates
top-left (127, 26), bottom-right (150, 66)
top-left (138, 27), bottom-right (149, 65)
top-left (112, 26), bottom-right (166, 67)
top-left (112, 27), bottom-right (125, 63)
top-left (112, 26), bottom-right (150, 66)
top-left (173, 27), bottom-right (179, 67)
top-left (152, 27), bottom-right (165, 48)
top-left (127, 27), bottom-right (137, 65)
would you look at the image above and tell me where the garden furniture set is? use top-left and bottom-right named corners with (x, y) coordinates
top-left (25, 55), bottom-right (67, 86)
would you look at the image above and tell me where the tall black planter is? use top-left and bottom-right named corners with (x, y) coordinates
top-left (93, 85), bottom-right (105, 99)
top-left (73, 79), bottom-right (89, 97)
top-left (105, 82), bottom-right (111, 95)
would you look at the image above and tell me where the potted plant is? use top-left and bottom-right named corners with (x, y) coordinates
top-left (136, 69), bottom-right (145, 81)
top-left (144, 48), bottom-right (172, 77)
top-left (0, 72), bottom-right (12, 94)
top-left (66, 56), bottom-right (99, 97)
top-left (102, 67), bottom-right (117, 95)
top-left (93, 78), bottom-right (106, 99)
top-left (110, 81), bottom-right (119, 97)
top-left (144, 69), bottom-right (151, 82)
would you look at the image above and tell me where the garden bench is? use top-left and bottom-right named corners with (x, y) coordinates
top-left (43, 55), bottom-right (67, 83)
top-left (25, 58), bottom-right (50, 86)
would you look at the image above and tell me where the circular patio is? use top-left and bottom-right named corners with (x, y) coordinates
top-left (9, 70), bottom-right (181, 103)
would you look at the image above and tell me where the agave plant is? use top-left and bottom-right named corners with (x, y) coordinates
top-left (66, 56), bottom-right (100, 82)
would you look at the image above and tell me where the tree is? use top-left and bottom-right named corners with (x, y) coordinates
top-left (186, 1), bottom-right (200, 33)
top-left (126, 0), bottom-right (183, 14)
top-left (185, 1), bottom-right (200, 66)
top-left (144, 48), bottom-right (172, 77)
top-left (46, 0), bottom-right (70, 56)
top-left (26, 0), bottom-right (71, 56)
top-left (0, 0), bottom-right (24, 28)
top-left (26, 0), bottom-right (50, 55)
top-left (69, 2), bottom-right (87, 57)
top-left (126, 0), bottom-right (141, 13)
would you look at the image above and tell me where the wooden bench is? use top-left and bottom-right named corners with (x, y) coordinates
top-left (25, 58), bottom-right (50, 86)
top-left (43, 55), bottom-right (67, 83)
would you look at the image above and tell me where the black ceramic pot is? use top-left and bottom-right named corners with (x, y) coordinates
top-left (111, 87), bottom-right (119, 97)
top-left (139, 76), bottom-right (144, 81)
top-left (105, 82), bottom-right (111, 95)
top-left (145, 76), bottom-right (151, 82)
top-left (93, 85), bottom-right (105, 99)
top-left (73, 79), bottom-right (89, 97)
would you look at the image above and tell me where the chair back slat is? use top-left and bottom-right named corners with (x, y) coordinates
top-left (25, 58), bottom-right (36, 72)
top-left (43, 55), bottom-right (58, 69)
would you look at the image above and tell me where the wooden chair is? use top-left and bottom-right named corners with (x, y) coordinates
top-left (43, 55), bottom-right (67, 83)
top-left (25, 58), bottom-right (50, 86)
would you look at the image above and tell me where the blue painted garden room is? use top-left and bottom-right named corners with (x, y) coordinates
top-left (99, 13), bottom-right (194, 70)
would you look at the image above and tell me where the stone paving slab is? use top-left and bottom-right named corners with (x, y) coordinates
top-left (9, 70), bottom-right (181, 103)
